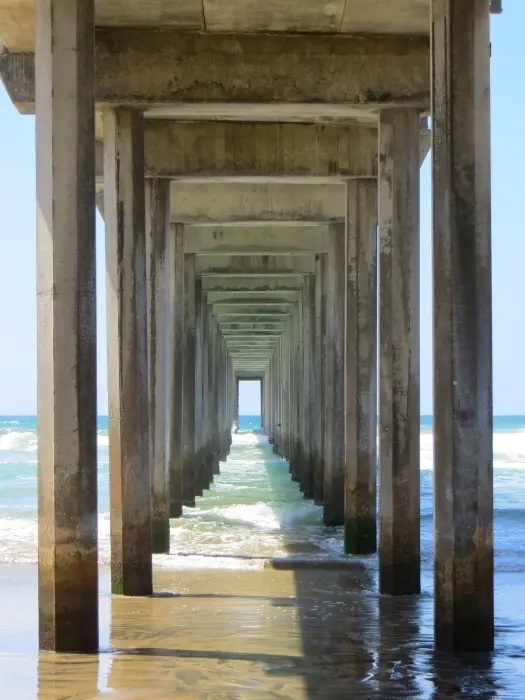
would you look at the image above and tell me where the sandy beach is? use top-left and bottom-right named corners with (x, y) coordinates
top-left (0, 562), bottom-right (524, 699)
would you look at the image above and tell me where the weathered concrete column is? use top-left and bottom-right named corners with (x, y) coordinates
top-left (168, 224), bottom-right (185, 517)
top-left (218, 338), bottom-right (227, 456)
top-left (194, 279), bottom-right (205, 495)
top-left (378, 109), bottom-right (420, 595)
top-left (211, 317), bottom-right (221, 474)
top-left (201, 300), bottom-right (213, 487)
top-left (289, 305), bottom-right (299, 482)
top-left (345, 179), bottom-right (378, 555)
top-left (264, 368), bottom-right (271, 436)
top-left (314, 255), bottom-right (326, 505)
top-left (323, 223), bottom-right (346, 526)
top-left (284, 328), bottom-right (291, 460)
top-left (222, 340), bottom-right (232, 455)
top-left (36, 0), bottom-right (98, 652)
top-left (183, 253), bottom-right (196, 506)
top-left (432, 0), bottom-right (493, 652)
top-left (296, 293), bottom-right (306, 487)
top-left (234, 375), bottom-right (240, 424)
top-left (302, 276), bottom-right (316, 499)
top-left (104, 108), bottom-right (152, 596)
top-left (146, 180), bottom-right (171, 553)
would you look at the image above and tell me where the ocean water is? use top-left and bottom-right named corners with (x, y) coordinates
top-left (1, 414), bottom-right (525, 577)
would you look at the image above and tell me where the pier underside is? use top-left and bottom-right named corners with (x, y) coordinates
top-left (0, 0), bottom-right (498, 663)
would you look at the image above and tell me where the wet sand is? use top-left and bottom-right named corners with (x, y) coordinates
top-left (1, 563), bottom-right (525, 699)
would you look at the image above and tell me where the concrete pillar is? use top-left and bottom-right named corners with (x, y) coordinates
top-left (314, 255), bottom-right (326, 505)
top-left (260, 373), bottom-right (265, 433)
top-left (168, 224), bottom-right (185, 517)
top-left (234, 375), bottom-right (240, 424)
top-left (289, 306), bottom-right (299, 482)
top-left (183, 253), bottom-right (196, 506)
top-left (264, 369), bottom-right (271, 436)
top-left (297, 294), bottom-right (306, 488)
top-left (219, 339), bottom-right (229, 456)
top-left (378, 109), bottom-right (420, 595)
top-left (344, 180), bottom-right (378, 555)
top-left (432, 0), bottom-right (493, 652)
top-left (194, 279), bottom-right (205, 495)
top-left (104, 108), bottom-right (152, 596)
top-left (146, 179), bottom-right (171, 553)
top-left (323, 223), bottom-right (346, 526)
top-left (211, 318), bottom-right (220, 474)
top-left (36, 0), bottom-right (98, 652)
top-left (201, 301), bottom-right (212, 486)
top-left (283, 330), bottom-right (290, 459)
top-left (302, 276), bottom-right (316, 499)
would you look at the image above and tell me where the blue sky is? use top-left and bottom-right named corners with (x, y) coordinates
top-left (0, 6), bottom-right (523, 416)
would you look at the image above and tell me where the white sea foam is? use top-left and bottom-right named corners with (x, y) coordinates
top-left (419, 430), bottom-right (525, 471)
top-left (0, 431), bottom-right (38, 453)
top-left (97, 434), bottom-right (109, 447)
top-left (0, 429), bottom-right (110, 452)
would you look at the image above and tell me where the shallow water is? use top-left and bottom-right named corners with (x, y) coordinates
top-left (2, 417), bottom-right (525, 698)
top-left (2, 414), bottom-right (525, 578)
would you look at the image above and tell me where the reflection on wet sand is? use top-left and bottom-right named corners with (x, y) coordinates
top-left (27, 565), bottom-right (512, 700)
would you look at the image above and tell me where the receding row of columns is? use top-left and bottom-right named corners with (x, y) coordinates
top-left (36, 0), bottom-right (493, 657)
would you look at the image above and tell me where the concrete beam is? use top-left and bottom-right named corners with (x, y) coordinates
top-left (185, 225), bottom-right (330, 255)
top-left (201, 278), bottom-right (305, 292)
top-left (0, 31), bottom-right (430, 112)
top-left (214, 314), bottom-right (291, 322)
top-left (196, 255), bottom-right (316, 276)
top-left (207, 292), bottom-right (300, 303)
top-left (144, 121), bottom-right (377, 179)
top-left (170, 183), bottom-right (346, 223)
top-left (94, 121), bottom-right (428, 181)
top-left (218, 322), bottom-right (287, 332)
top-left (226, 343), bottom-right (278, 349)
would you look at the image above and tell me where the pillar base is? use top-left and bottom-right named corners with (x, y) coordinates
top-left (344, 516), bottom-right (376, 555)
top-left (170, 502), bottom-right (183, 519)
top-left (379, 558), bottom-right (421, 596)
top-left (151, 520), bottom-right (170, 554)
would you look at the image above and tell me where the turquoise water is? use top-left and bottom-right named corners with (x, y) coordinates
top-left (1, 415), bottom-right (525, 575)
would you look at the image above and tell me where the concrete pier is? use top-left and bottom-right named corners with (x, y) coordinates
top-left (146, 179), bottom-right (171, 553)
top-left (104, 108), bottom-right (152, 597)
top-left (183, 253), bottom-right (197, 506)
top-left (432, 0), bottom-right (494, 652)
top-left (35, 0), bottom-right (98, 653)
top-left (323, 224), bottom-right (346, 527)
top-left (168, 224), bottom-right (185, 518)
top-left (344, 180), bottom-right (378, 555)
top-left (0, 0), bottom-right (499, 658)
top-left (378, 109), bottom-right (421, 596)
